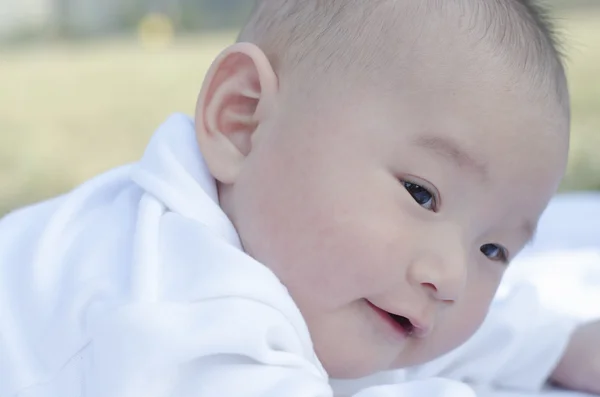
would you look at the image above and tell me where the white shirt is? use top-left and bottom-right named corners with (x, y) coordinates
top-left (0, 114), bottom-right (581, 397)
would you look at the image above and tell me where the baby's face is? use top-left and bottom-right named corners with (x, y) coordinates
top-left (220, 69), bottom-right (568, 377)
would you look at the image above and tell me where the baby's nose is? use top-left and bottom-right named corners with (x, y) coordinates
top-left (407, 244), bottom-right (468, 303)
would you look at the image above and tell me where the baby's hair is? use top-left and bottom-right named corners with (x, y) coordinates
top-left (238, 0), bottom-right (568, 110)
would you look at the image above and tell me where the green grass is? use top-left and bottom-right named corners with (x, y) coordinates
top-left (1, 9), bottom-right (599, 216)
top-left (560, 10), bottom-right (600, 191)
top-left (0, 33), bottom-right (232, 215)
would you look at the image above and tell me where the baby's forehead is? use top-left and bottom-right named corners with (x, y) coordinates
top-left (341, 82), bottom-right (568, 190)
top-left (241, 0), bottom-right (568, 114)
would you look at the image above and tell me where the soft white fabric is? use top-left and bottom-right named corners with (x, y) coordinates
top-left (0, 114), bottom-right (590, 397)
top-left (501, 192), bottom-right (600, 323)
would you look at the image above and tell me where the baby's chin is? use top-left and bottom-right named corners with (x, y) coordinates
top-left (323, 357), bottom-right (424, 380)
top-left (321, 358), bottom-right (394, 380)
top-left (315, 341), bottom-right (411, 379)
top-left (316, 330), bottom-right (462, 379)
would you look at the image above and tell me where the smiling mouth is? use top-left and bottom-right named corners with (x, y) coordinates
top-left (367, 300), bottom-right (418, 337)
top-left (388, 313), bottom-right (415, 335)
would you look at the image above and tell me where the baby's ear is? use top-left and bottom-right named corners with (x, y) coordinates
top-left (195, 42), bottom-right (277, 184)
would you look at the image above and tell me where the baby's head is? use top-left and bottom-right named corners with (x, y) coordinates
top-left (195, 0), bottom-right (570, 379)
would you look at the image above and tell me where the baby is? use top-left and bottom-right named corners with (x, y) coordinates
top-left (2, 0), bottom-right (600, 396)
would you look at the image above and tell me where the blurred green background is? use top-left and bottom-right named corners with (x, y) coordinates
top-left (0, 0), bottom-right (599, 216)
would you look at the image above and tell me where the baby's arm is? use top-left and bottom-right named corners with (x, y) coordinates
top-left (550, 318), bottom-right (600, 394)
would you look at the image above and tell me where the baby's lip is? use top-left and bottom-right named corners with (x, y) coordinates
top-left (366, 299), bottom-right (432, 339)
top-left (407, 319), bottom-right (431, 339)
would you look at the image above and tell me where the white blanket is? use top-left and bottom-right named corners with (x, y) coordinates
top-left (502, 193), bottom-right (600, 323)
top-left (0, 114), bottom-right (596, 397)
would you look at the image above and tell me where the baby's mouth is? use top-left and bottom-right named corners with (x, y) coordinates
top-left (388, 313), bottom-right (415, 335)
top-left (366, 299), bottom-right (430, 338)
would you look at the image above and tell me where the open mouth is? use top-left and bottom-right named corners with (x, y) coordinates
top-left (388, 313), bottom-right (415, 335)
top-left (366, 300), bottom-right (423, 338)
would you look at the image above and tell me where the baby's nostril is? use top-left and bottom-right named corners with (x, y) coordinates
top-left (422, 282), bottom-right (438, 292)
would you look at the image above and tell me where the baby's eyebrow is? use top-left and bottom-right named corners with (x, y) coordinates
top-left (413, 135), bottom-right (488, 181)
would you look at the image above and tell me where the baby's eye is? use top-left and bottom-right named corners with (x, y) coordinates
top-left (403, 182), bottom-right (436, 211)
top-left (480, 244), bottom-right (509, 263)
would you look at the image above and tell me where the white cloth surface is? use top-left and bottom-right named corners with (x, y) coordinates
top-left (501, 193), bottom-right (600, 323)
top-left (0, 114), bottom-right (595, 397)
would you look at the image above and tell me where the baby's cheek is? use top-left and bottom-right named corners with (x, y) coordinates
top-left (454, 299), bottom-right (493, 343)
top-left (321, 223), bottom-right (405, 292)
top-left (446, 267), bottom-right (503, 339)
top-left (459, 309), bottom-right (487, 339)
top-left (425, 310), bottom-right (484, 363)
